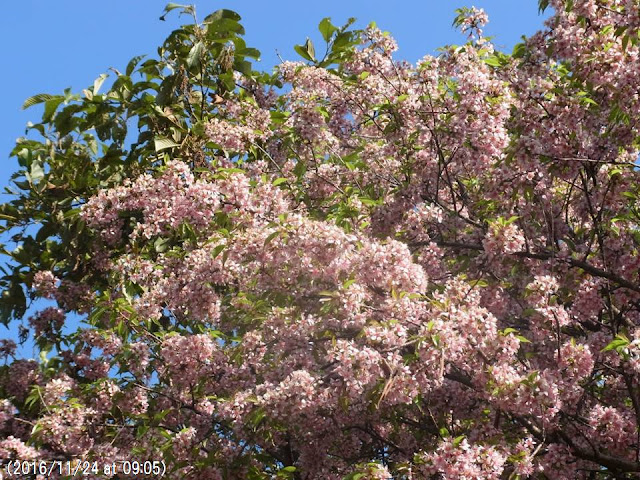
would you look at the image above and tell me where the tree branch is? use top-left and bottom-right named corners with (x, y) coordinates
top-left (414, 240), bottom-right (640, 294)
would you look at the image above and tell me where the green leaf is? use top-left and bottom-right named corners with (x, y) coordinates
top-left (39, 346), bottom-right (51, 364)
top-left (344, 474), bottom-right (365, 480)
top-left (272, 177), bottom-right (288, 187)
top-left (187, 41), bottom-right (205, 68)
top-left (333, 31), bottom-right (355, 50)
top-left (162, 2), bottom-right (189, 11)
top-left (295, 38), bottom-right (316, 62)
top-left (237, 47), bottom-right (261, 60)
top-left (601, 334), bottom-right (630, 353)
top-left (180, 222), bottom-right (198, 244)
top-left (207, 18), bottom-right (245, 36)
top-left (304, 37), bottom-right (316, 61)
top-left (233, 59), bottom-right (252, 76)
top-left (264, 231), bottom-right (280, 246)
top-left (294, 44), bottom-right (313, 62)
top-left (600, 25), bottom-right (614, 36)
top-left (614, 26), bottom-right (628, 37)
top-left (512, 42), bottom-right (526, 59)
top-left (22, 93), bottom-right (61, 110)
top-left (29, 161), bottom-right (45, 184)
top-left (93, 73), bottom-right (109, 95)
top-left (42, 97), bottom-right (65, 122)
top-left (63, 208), bottom-right (81, 219)
top-left (293, 160), bottom-right (307, 177)
top-left (248, 406), bottom-right (266, 428)
top-left (318, 290), bottom-right (337, 297)
top-left (35, 222), bottom-right (55, 242)
top-left (204, 9), bottom-right (241, 23)
top-left (211, 244), bottom-right (226, 258)
top-left (484, 55), bottom-right (502, 67)
top-left (319, 17), bottom-right (337, 42)
top-left (217, 167), bottom-right (245, 175)
top-left (577, 92), bottom-right (599, 107)
top-left (342, 278), bottom-right (356, 289)
top-left (154, 136), bottom-right (180, 152)
top-left (453, 435), bottom-right (466, 447)
top-left (125, 55), bottom-right (146, 76)
top-left (159, 3), bottom-right (194, 21)
top-left (154, 237), bottom-right (170, 253)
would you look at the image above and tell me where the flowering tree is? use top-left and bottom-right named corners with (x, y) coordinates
top-left (2, 1), bottom-right (640, 478)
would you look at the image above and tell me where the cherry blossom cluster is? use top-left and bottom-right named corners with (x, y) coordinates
top-left (4, 2), bottom-right (640, 478)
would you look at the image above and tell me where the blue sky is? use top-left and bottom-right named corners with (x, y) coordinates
top-left (0, 1), bottom-right (549, 357)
